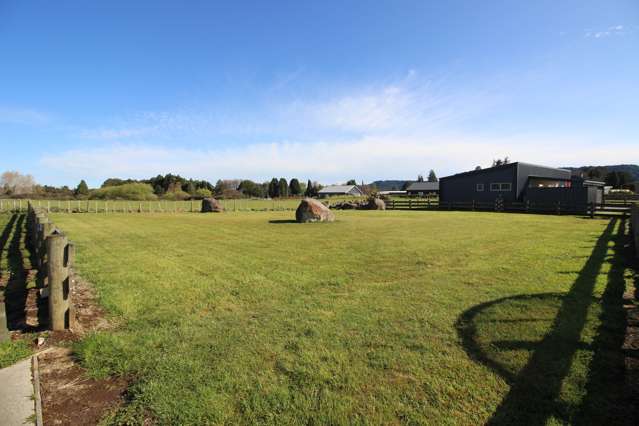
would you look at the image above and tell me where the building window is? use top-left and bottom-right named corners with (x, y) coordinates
top-left (476, 183), bottom-right (484, 191)
top-left (490, 182), bottom-right (512, 191)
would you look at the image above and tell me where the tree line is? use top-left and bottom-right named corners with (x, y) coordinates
top-left (570, 166), bottom-right (636, 190)
top-left (0, 171), bottom-right (336, 200)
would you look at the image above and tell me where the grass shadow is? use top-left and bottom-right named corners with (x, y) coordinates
top-left (457, 218), bottom-right (635, 425)
top-left (2, 214), bottom-right (47, 332)
top-left (4, 214), bottom-right (29, 331)
top-left (0, 214), bottom-right (18, 286)
top-left (268, 219), bottom-right (298, 224)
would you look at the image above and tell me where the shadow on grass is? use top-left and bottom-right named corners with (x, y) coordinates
top-left (457, 218), bottom-right (636, 425)
top-left (2, 214), bottom-right (47, 332)
top-left (268, 219), bottom-right (298, 224)
top-left (0, 214), bottom-right (18, 286)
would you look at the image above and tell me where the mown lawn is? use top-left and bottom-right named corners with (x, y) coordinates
top-left (49, 211), bottom-right (634, 425)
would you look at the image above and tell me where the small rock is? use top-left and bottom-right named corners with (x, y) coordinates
top-left (364, 198), bottom-right (386, 210)
top-left (201, 198), bottom-right (224, 213)
top-left (37, 337), bottom-right (45, 347)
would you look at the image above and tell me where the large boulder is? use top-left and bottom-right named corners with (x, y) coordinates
top-left (364, 198), bottom-right (386, 210)
top-left (296, 198), bottom-right (335, 223)
top-left (201, 198), bottom-right (224, 213)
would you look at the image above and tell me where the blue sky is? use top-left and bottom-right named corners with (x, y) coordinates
top-left (0, 0), bottom-right (637, 187)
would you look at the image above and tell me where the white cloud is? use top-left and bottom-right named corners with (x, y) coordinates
top-left (0, 106), bottom-right (50, 125)
top-left (44, 73), bottom-right (633, 186)
top-left (79, 127), bottom-right (156, 140)
top-left (74, 75), bottom-right (490, 143)
top-left (39, 136), bottom-right (639, 186)
top-left (584, 25), bottom-right (627, 38)
top-left (304, 86), bottom-right (412, 132)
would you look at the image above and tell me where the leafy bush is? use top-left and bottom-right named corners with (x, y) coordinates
top-left (194, 188), bottom-right (213, 199)
top-left (90, 183), bottom-right (158, 200)
top-left (162, 189), bottom-right (190, 200)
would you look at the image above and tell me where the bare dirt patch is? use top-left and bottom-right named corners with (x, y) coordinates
top-left (38, 347), bottom-right (128, 426)
top-left (69, 275), bottom-right (113, 335)
top-left (35, 275), bottom-right (127, 425)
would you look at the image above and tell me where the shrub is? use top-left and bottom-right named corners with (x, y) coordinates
top-left (162, 189), bottom-right (190, 200)
top-left (90, 183), bottom-right (158, 200)
top-left (194, 188), bottom-right (212, 199)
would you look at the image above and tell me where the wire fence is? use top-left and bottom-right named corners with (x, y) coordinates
top-left (0, 198), bottom-right (310, 213)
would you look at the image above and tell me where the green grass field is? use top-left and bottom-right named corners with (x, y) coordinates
top-left (18, 211), bottom-right (635, 424)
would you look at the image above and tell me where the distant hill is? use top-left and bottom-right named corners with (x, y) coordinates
top-left (562, 164), bottom-right (639, 181)
top-left (369, 180), bottom-right (409, 191)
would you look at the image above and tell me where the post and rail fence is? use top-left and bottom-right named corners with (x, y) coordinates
top-left (383, 198), bottom-right (631, 217)
top-left (0, 196), bottom-right (633, 218)
top-left (26, 202), bottom-right (74, 331)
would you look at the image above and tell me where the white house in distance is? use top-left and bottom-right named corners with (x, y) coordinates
top-left (318, 185), bottom-right (364, 198)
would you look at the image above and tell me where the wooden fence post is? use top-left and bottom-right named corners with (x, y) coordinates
top-left (38, 221), bottom-right (53, 269)
top-left (47, 233), bottom-right (71, 330)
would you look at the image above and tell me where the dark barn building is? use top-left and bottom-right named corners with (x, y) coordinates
top-left (405, 181), bottom-right (439, 197)
top-left (440, 162), bottom-right (604, 208)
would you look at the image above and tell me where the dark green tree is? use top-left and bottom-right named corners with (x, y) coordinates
top-left (185, 180), bottom-right (196, 195)
top-left (238, 180), bottom-right (263, 198)
top-left (214, 180), bottom-right (225, 196)
top-left (605, 171), bottom-right (633, 188)
top-left (304, 179), bottom-right (316, 197)
top-left (427, 170), bottom-right (438, 182)
top-left (75, 179), bottom-right (89, 197)
top-left (268, 178), bottom-right (279, 198)
top-left (289, 178), bottom-right (302, 196)
top-left (346, 179), bottom-right (357, 185)
top-left (278, 178), bottom-right (288, 197)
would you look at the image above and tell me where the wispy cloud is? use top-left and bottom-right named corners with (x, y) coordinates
top-left (0, 106), bottom-right (50, 126)
top-left (40, 72), bottom-right (634, 186)
top-left (584, 25), bottom-right (627, 38)
top-left (39, 135), bottom-right (639, 186)
top-left (74, 74), bottom-right (494, 143)
top-left (79, 127), bottom-right (156, 140)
